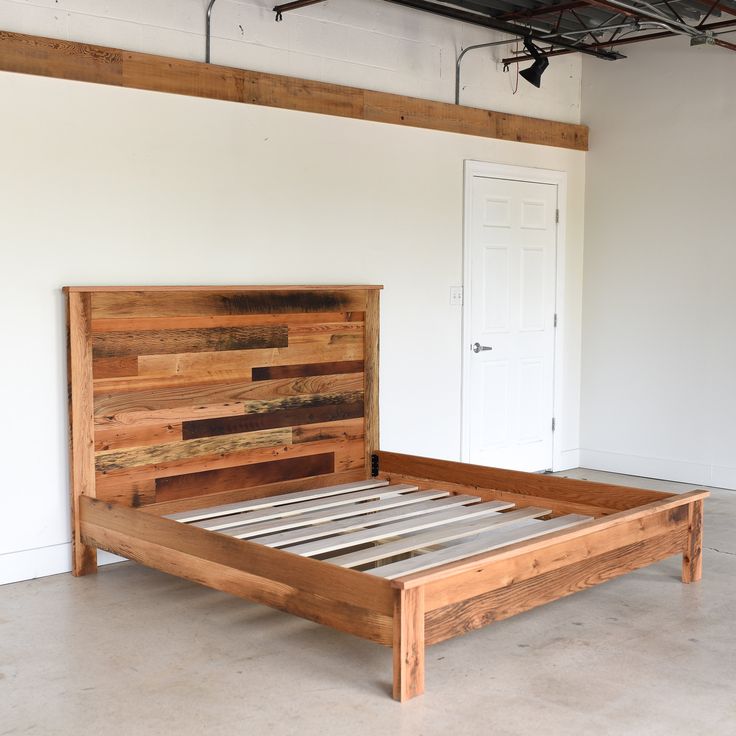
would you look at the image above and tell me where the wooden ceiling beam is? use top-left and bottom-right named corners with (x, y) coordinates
top-left (0, 30), bottom-right (588, 150)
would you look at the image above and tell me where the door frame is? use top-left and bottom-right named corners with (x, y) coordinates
top-left (461, 160), bottom-right (569, 472)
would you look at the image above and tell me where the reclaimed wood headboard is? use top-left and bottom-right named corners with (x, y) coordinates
top-left (65, 285), bottom-right (380, 557)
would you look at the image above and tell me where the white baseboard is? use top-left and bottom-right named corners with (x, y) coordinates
top-left (554, 448), bottom-right (580, 472)
top-left (0, 543), bottom-right (125, 586)
top-left (579, 448), bottom-right (736, 491)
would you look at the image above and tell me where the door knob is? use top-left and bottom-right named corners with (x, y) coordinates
top-left (471, 342), bottom-right (493, 353)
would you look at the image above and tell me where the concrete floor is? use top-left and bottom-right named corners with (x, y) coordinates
top-left (1, 469), bottom-right (734, 736)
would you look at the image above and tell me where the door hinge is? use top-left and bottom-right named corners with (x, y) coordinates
top-left (553, 313), bottom-right (558, 328)
top-left (555, 209), bottom-right (560, 224)
top-left (551, 417), bottom-right (556, 432)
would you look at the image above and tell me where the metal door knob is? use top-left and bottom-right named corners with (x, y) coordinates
top-left (471, 342), bottom-right (493, 353)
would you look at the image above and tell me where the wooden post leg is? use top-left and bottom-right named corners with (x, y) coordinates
top-left (72, 523), bottom-right (97, 577)
top-left (392, 587), bottom-right (425, 702)
top-left (682, 499), bottom-right (703, 584)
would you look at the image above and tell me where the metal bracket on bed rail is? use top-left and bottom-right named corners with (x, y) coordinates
top-left (371, 453), bottom-right (380, 477)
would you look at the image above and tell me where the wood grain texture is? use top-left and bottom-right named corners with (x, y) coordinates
top-left (1, 32), bottom-right (589, 151)
top-left (67, 291), bottom-right (98, 575)
top-left (393, 587), bottom-right (425, 702)
top-left (67, 286), bottom-right (378, 508)
top-left (364, 290), bottom-right (379, 469)
top-left (154, 452), bottom-right (335, 502)
top-left (251, 360), bottom-right (364, 381)
top-left (682, 499), bottom-right (704, 583)
top-left (377, 451), bottom-right (673, 512)
top-left (425, 531), bottom-right (687, 645)
top-left (93, 325), bottom-right (288, 357)
top-left (80, 496), bottom-right (394, 614)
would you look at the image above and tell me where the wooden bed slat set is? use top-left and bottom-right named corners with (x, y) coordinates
top-left (66, 285), bottom-right (708, 702)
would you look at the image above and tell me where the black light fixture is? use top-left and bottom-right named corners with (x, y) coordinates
top-left (519, 36), bottom-right (549, 88)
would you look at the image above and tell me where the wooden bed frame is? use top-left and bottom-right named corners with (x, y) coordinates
top-left (66, 285), bottom-right (707, 701)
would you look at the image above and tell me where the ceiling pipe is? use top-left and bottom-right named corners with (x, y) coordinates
top-left (205, 0), bottom-right (218, 63)
top-left (456, 20), bottom-right (659, 103)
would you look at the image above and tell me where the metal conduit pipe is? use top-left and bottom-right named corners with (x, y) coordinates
top-left (206, 0), bottom-right (218, 63)
top-left (454, 20), bottom-right (673, 104)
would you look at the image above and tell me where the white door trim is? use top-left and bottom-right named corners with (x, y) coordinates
top-left (461, 160), bottom-right (569, 472)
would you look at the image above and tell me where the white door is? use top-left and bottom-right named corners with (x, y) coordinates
top-left (465, 174), bottom-right (558, 472)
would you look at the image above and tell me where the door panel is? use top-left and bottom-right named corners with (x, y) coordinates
top-left (466, 175), bottom-right (557, 472)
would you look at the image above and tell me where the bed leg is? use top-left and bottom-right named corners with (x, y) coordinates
top-left (72, 537), bottom-right (97, 577)
top-left (392, 587), bottom-right (425, 702)
top-left (682, 499), bottom-right (703, 584)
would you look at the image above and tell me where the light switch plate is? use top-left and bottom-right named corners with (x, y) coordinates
top-left (450, 287), bottom-right (463, 306)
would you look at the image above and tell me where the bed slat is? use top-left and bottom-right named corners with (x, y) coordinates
top-left (166, 478), bottom-right (389, 523)
top-left (249, 494), bottom-right (484, 548)
top-left (189, 484), bottom-right (418, 531)
top-left (221, 490), bottom-right (450, 540)
top-left (328, 507), bottom-right (551, 568)
top-left (368, 514), bottom-right (592, 580)
top-left (283, 501), bottom-right (515, 557)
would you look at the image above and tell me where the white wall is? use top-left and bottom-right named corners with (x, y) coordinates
top-left (0, 69), bottom-right (586, 584)
top-left (580, 37), bottom-right (736, 490)
top-left (0, 0), bottom-right (583, 122)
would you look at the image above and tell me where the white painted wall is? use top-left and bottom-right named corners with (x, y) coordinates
top-left (0, 0), bottom-right (583, 122)
top-left (0, 69), bottom-right (586, 584)
top-left (580, 37), bottom-right (736, 490)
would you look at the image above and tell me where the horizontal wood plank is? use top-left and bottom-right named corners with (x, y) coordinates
top-left (93, 325), bottom-right (287, 357)
top-left (80, 496), bottom-right (395, 617)
top-left (377, 452), bottom-right (673, 512)
top-left (370, 515), bottom-right (591, 580)
top-left (252, 360), bottom-right (364, 381)
top-left (425, 530), bottom-right (687, 645)
top-left (329, 507), bottom-right (551, 568)
top-left (154, 452), bottom-right (335, 502)
top-left (5, 32), bottom-right (588, 151)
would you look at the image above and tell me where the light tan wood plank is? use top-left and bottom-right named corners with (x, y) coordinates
top-left (80, 496), bottom-right (394, 614)
top-left (330, 507), bottom-right (551, 568)
top-left (167, 478), bottom-right (389, 522)
top-left (393, 587), bottom-right (425, 702)
top-left (95, 427), bottom-right (292, 473)
top-left (8, 34), bottom-right (587, 150)
top-left (285, 501), bottom-right (514, 557)
top-left (425, 530), bottom-right (687, 645)
top-left (221, 490), bottom-right (449, 540)
top-left (190, 483), bottom-right (418, 531)
top-left (371, 515), bottom-right (591, 580)
top-left (250, 494), bottom-right (483, 548)
top-left (67, 291), bottom-right (97, 575)
top-left (682, 498), bottom-right (704, 583)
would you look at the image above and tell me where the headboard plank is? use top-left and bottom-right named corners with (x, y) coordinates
top-left (66, 286), bottom-right (381, 515)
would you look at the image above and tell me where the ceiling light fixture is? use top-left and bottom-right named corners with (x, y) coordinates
top-left (519, 36), bottom-right (549, 88)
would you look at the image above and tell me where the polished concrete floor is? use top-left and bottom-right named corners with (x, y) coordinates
top-left (1, 470), bottom-right (734, 736)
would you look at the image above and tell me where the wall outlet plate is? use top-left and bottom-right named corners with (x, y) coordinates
top-left (450, 286), bottom-right (463, 306)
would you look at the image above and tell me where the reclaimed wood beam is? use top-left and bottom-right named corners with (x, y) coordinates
top-left (0, 30), bottom-right (589, 150)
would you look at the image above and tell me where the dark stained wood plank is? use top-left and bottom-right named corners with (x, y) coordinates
top-left (181, 399), bottom-right (364, 439)
top-left (2, 32), bottom-right (588, 150)
top-left (91, 289), bottom-right (369, 318)
top-left (252, 360), bottom-right (364, 381)
top-left (95, 427), bottom-right (291, 473)
top-left (91, 312), bottom-right (360, 332)
top-left (93, 325), bottom-right (288, 358)
top-left (154, 452), bottom-right (335, 502)
top-left (93, 373), bottom-right (363, 415)
top-left (425, 531), bottom-right (687, 645)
